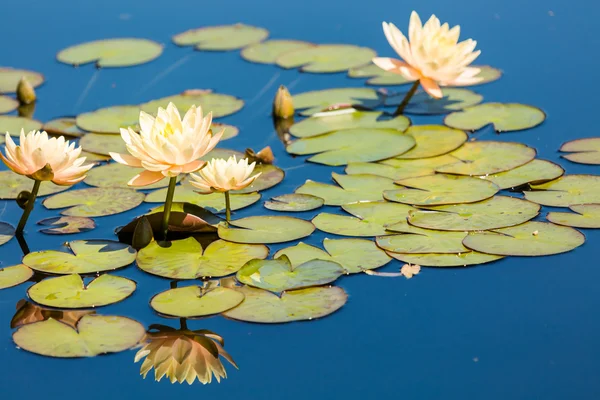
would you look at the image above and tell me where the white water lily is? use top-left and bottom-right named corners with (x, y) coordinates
top-left (189, 156), bottom-right (261, 193)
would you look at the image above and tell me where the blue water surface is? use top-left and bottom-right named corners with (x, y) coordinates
top-left (1, 0), bottom-right (599, 399)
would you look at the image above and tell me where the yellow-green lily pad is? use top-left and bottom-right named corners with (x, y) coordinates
top-left (0, 264), bottom-right (33, 290)
top-left (524, 175), bottom-right (600, 207)
top-left (292, 87), bottom-right (382, 116)
top-left (57, 38), bottom-right (163, 68)
top-left (173, 24), bottom-right (269, 51)
top-left (388, 251), bottom-right (504, 267)
top-left (444, 103), bottom-right (546, 132)
top-left (42, 117), bottom-right (87, 138)
top-left (76, 105), bottom-right (140, 134)
top-left (80, 132), bottom-right (127, 155)
top-left (0, 95), bottom-right (18, 114)
top-left (547, 204), bottom-right (600, 228)
top-left (218, 216), bottom-right (315, 244)
top-left (84, 163), bottom-right (175, 190)
top-left (150, 285), bottom-right (245, 318)
top-left (386, 88), bottom-right (483, 115)
top-left (140, 90), bottom-right (244, 119)
top-left (481, 159), bottom-right (564, 189)
top-left (398, 125), bottom-right (467, 159)
top-left (560, 138), bottom-right (600, 165)
top-left (345, 155), bottom-right (457, 181)
top-left (233, 164), bottom-right (284, 194)
top-left (0, 222), bottom-right (15, 246)
top-left (378, 220), bottom-right (469, 254)
top-left (0, 115), bottom-right (43, 135)
top-left (37, 216), bottom-right (96, 235)
top-left (264, 194), bottom-right (324, 212)
top-left (0, 67), bottom-right (44, 94)
top-left (0, 171), bottom-right (70, 199)
top-left (43, 187), bottom-right (145, 217)
top-left (276, 44), bottom-right (376, 73)
top-left (241, 40), bottom-right (315, 64)
top-left (145, 185), bottom-right (260, 213)
top-left (213, 123), bottom-right (239, 141)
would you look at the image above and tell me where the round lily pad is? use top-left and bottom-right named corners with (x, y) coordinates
top-left (408, 196), bottom-right (540, 231)
top-left (0, 67), bottom-right (44, 94)
top-left (234, 164), bottom-right (284, 194)
top-left (560, 138), bottom-right (600, 165)
top-left (378, 220), bottom-right (469, 254)
top-left (386, 88), bottom-right (483, 115)
top-left (84, 163), bottom-right (173, 190)
top-left (286, 128), bottom-right (415, 166)
top-left (388, 251), bottom-right (504, 267)
top-left (463, 221), bottom-right (585, 256)
top-left (0, 115), bottom-right (43, 135)
top-left (80, 133), bottom-right (127, 156)
top-left (173, 24), bottom-right (269, 51)
top-left (0, 171), bottom-right (70, 199)
top-left (525, 175), bottom-right (600, 207)
top-left (150, 285), bottom-right (245, 318)
top-left (345, 154), bottom-right (457, 181)
top-left (398, 125), bottom-right (467, 159)
top-left (237, 255), bottom-right (344, 292)
top-left (37, 216), bottom-right (96, 235)
top-left (547, 204), bottom-right (600, 228)
top-left (444, 103), bottom-right (546, 132)
top-left (213, 123), bottom-right (239, 140)
top-left (23, 240), bottom-right (136, 275)
top-left (76, 105), bottom-right (140, 134)
top-left (481, 159), bottom-right (564, 189)
top-left (57, 38), bottom-right (163, 68)
top-left (292, 87), bottom-right (382, 116)
top-left (223, 285), bottom-right (347, 324)
top-left (276, 44), bottom-right (376, 73)
top-left (435, 141), bottom-right (536, 176)
top-left (0, 264), bottom-right (33, 290)
top-left (264, 194), bottom-right (324, 212)
top-left (42, 117), bottom-right (87, 138)
top-left (0, 95), bottom-right (18, 114)
top-left (385, 174), bottom-right (499, 206)
top-left (289, 109), bottom-right (410, 138)
top-left (43, 187), bottom-right (145, 217)
top-left (140, 91), bottom-right (244, 119)
top-left (28, 274), bottom-right (136, 309)
top-left (241, 40), bottom-right (315, 64)
top-left (137, 237), bottom-right (268, 279)
top-left (0, 222), bottom-right (15, 246)
top-left (145, 185), bottom-right (260, 213)
top-left (12, 315), bottom-right (145, 358)
top-left (218, 216), bottom-right (315, 244)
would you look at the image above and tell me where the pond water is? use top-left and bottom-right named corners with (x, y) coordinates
top-left (1, 0), bottom-right (600, 398)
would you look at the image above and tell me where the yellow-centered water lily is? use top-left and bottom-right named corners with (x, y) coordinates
top-left (189, 156), bottom-right (261, 193)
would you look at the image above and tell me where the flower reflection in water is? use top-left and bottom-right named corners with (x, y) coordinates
top-left (11, 299), bottom-right (95, 329)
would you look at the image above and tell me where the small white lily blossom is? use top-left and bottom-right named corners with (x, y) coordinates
top-left (189, 156), bottom-right (261, 193)
top-left (373, 11), bottom-right (482, 98)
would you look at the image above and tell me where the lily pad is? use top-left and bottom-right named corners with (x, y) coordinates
top-left (140, 91), bottom-right (244, 119)
top-left (560, 138), bottom-right (600, 165)
top-left (274, 238), bottom-right (391, 273)
top-left (292, 87), bottom-right (382, 116)
top-left (43, 187), bottom-right (145, 217)
top-left (463, 221), bottom-right (585, 256)
top-left (12, 315), bottom-right (145, 358)
top-left (547, 204), bottom-right (600, 228)
top-left (0, 67), bottom-right (44, 93)
top-left (137, 237), bottom-right (268, 279)
top-left (386, 88), bottom-right (483, 115)
top-left (233, 164), bottom-right (284, 194)
top-left (0, 115), bottom-right (43, 135)
top-left (37, 216), bottom-right (96, 235)
top-left (42, 117), bottom-right (87, 138)
top-left (345, 155), bottom-right (457, 181)
top-left (444, 103), bottom-right (546, 132)
top-left (28, 274), bottom-right (136, 309)
top-left (0, 96), bottom-right (18, 114)
top-left (0, 264), bottom-right (33, 290)
top-left (84, 163), bottom-right (174, 190)
top-left (145, 185), bottom-right (260, 213)
top-left (150, 285), bottom-right (245, 318)
top-left (408, 196), bottom-right (541, 231)
top-left (435, 141), bottom-right (536, 176)
top-left (223, 285), bottom-right (347, 324)
top-left (23, 240), bottom-right (136, 275)
top-left (276, 44), bottom-right (376, 73)
top-left (482, 159), bottom-right (564, 189)
top-left (11, 300), bottom-right (95, 329)
top-left (218, 216), bottom-right (315, 244)
top-left (525, 175), bottom-right (600, 207)
top-left (388, 251), bottom-right (504, 267)
top-left (80, 133), bottom-right (128, 155)
top-left (173, 24), bottom-right (269, 51)
top-left (0, 171), bottom-right (70, 199)
top-left (286, 128), bottom-right (415, 166)
top-left (213, 123), bottom-right (239, 141)
top-left (398, 125), bottom-right (467, 159)
top-left (0, 222), bottom-right (15, 246)
top-left (241, 40), bottom-right (315, 64)
top-left (81, 151), bottom-right (110, 162)
top-left (237, 255), bottom-right (345, 292)
top-left (384, 174), bottom-right (499, 206)
top-left (76, 105), bottom-right (140, 134)
top-left (57, 38), bottom-right (163, 68)
top-left (264, 194), bottom-right (324, 212)
top-left (377, 220), bottom-right (468, 254)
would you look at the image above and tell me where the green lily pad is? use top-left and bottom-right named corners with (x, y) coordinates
top-left (223, 285), bottom-right (347, 324)
top-left (384, 174), bottom-right (499, 206)
top-left (28, 274), bottom-right (136, 309)
top-left (218, 216), bottom-right (315, 244)
top-left (233, 164), bottom-right (284, 194)
top-left (237, 255), bottom-right (345, 292)
top-left (264, 194), bottom-right (324, 212)
top-left (408, 196), bottom-right (541, 231)
top-left (80, 133), bottom-right (127, 155)
top-left (525, 175), bottom-right (600, 207)
top-left (286, 128), bottom-right (415, 166)
top-left (0, 115), bottom-right (43, 135)
top-left (12, 315), bottom-right (145, 358)
top-left (0, 67), bottom-right (44, 94)
top-left (145, 185), bottom-right (260, 213)
top-left (37, 216), bottom-right (96, 235)
top-left (481, 159), bottom-right (564, 189)
top-left (0, 264), bottom-right (33, 290)
top-left (274, 238), bottom-right (391, 273)
top-left (397, 125), bottom-right (467, 159)
top-left (81, 151), bottom-right (110, 162)
top-left (0, 171), bottom-right (70, 199)
top-left (150, 285), bottom-right (245, 317)
top-left (84, 163), bottom-right (175, 190)
top-left (137, 238), bottom-right (268, 279)
top-left (463, 221), bottom-right (585, 256)
top-left (173, 24), bottom-right (269, 50)
top-left (292, 88), bottom-right (382, 116)
top-left (43, 187), bottom-right (145, 217)
top-left (289, 109), bottom-right (410, 138)
top-left (0, 95), bottom-right (18, 114)
top-left (57, 38), bottom-right (163, 68)
top-left (444, 103), bottom-right (546, 132)
top-left (0, 222), bottom-right (15, 246)
top-left (345, 155), bottom-right (457, 181)
top-left (547, 204), bottom-right (600, 228)
top-left (560, 138), bottom-right (600, 165)
top-left (140, 91), bottom-right (244, 119)
top-left (295, 172), bottom-right (397, 205)
top-left (42, 117), bottom-right (87, 138)
top-left (386, 88), bottom-right (483, 115)
top-left (241, 40), bottom-right (315, 64)
top-left (435, 141), bottom-right (536, 176)
top-left (213, 123), bottom-right (239, 141)
top-left (377, 220), bottom-right (468, 254)
top-left (387, 251), bottom-right (504, 267)
top-left (313, 201), bottom-right (415, 237)
top-left (23, 240), bottom-right (136, 275)
top-left (76, 105), bottom-right (140, 134)
top-left (276, 44), bottom-right (376, 73)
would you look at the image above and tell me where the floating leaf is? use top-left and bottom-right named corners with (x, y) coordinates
top-left (559, 138), bottom-right (600, 165)
top-left (140, 91), bottom-right (244, 119)
top-left (42, 117), bottom-right (87, 138)
top-left (525, 175), bottom-right (600, 207)
top-left (37, 216), bottom-right (96, 235)
top-left (386, 88), bottom-right (483, 115)
top-left (0, 171), bottom-right (70, 199)
top-left (11, 300), bottom-right (95, 329)
top-left (481, 159), bottom-right (564, 189)
top-left (218, 216), bottom-right (315, 244)
top-left (28, 274), bottom-right (136, 309)
top-left (377, 220), bottom-right (468, 254)
top-left (23, 240), bottom-right (136, 275)
top-left (214, 123), bottom-right (239, 141)
top-left (408, 196), bottom-right (540, 231)
top-left (264, 194), bottom-right (324, 212)
top-left (241, 40), bottom-right (315, 64)
top-left (388, 251), bottom-right (504, 267)
top-left (150, 285), bottom-right (245, 318)
top-left (292, 87), bottom-right (381, 116)
top-left (0, 95), bottom-right (18, 114)
top-left (79, 133), bottom-right (127, 156)
top-left (397, 125), bottom-right (467, 159)
top-left (463, 221), bottom-right (585, 256)
top-left (43, 187), bottom-right (144, 217)
top-left (137, 238), bottom-right (268, 279)
top-left (145, 185), bottom-right (260, 213)
top-left (276, 44), bottom-right (376, 73)
top-left (0, 222), bottom-right (15, 246)
top-left (76, 105), bottom-right (140, 134)
top-left (173, 24), bottom-right (268, 50)
top-left (0, 67), bottom-right (44, 94)
top-left (287, 128), bottom-right (415, 166)
top-left (81, 151), bottom-right (110, 162)
top-left (223, 285), bottom-right (347, 324)
top-left (444, 103), bottom-right (546, 132)
top-left (435, 141), bottom-right (536, 176)
top-left (0, 264), bottom-right (33, 290)
top-left (84, 163), bottom-right (175, 190)
top-left (547, 204), bottom-right (600, 228)
top-left (57, 38), bottom-right (163, 67)
top-left (12, 315), bottom-right (145, 358)
top-left (345, 155), bottom-right (457, 181)
top-left (234, 164), bottom-right (284, 194)
top-left (0, 115), bottom-right (43, 135)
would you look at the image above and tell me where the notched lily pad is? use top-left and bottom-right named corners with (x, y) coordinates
top-left (0, 264), bottom-right (33, 290)
top-left (0, 171), bottom-right (70, 199)
top-left (387, 251), bottom-right (504, 267)
top-left (43, 117), bottom-right (87, 138)
top-left (386, 88), bottom-right (483, 115)
top-left (482, 159), bottom-right (564, 189)
top-left (345, 155), bottom-right (457, 181)
top-left (560, 138), bottom-right (600, 165)
top-left (43, 187), bottom-right (145, 217)
top-left (241, 40), bottom-right (315, 64)
top-left (218, 216), bottom-right (315, 244)
top-left (276, 44), bottom-right (376, 73)
top-left (150, 284), bottom-right (245, 318)
top-left (0, 115), bottom-right (43, 136)
top-left (264, 194), bottom-right (324, 212)
top-left (398, 125), bottom-right (467, 159)
top-left (444, 103), bottom-right (546, 132)
top-left (292, 87), bottom-right (382, 116)
top-left (547, 204), bottom-right (600, 228)
top-left (37, 216), bottom-right (96, 235)
top-left (524, 175), bottom-right (600, 207)
top-left (76, 105), bottom-right (140, 134)
top-left (173, 24), bottom-right (268, 51)
top-left (57, 38), bottom-right (163, 67)
top-left (0, 67), bottom-right (44, 93)
top-left (141, 91), bottom-right (244, 119)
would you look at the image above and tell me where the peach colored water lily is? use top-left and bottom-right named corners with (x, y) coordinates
top-left (189, 156), bottom-right (261, 193)
top-left (110, 102), bottom-right (223, 187)
top-left (373, 11), bottom-right (482, 99)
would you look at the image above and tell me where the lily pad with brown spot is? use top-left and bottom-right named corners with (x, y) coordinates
top-left (292, 87), bottom-right (382, 116)
top-left (559, 138), bottom-right (600, 165)
top-left (0, 96), bottom-right (18, 114)
top-left (150, 285), bottom-right (245, 318)
top-left (387, 251), bottom-right (504, 267)
top-left (0, 171), bottom-right (70, 199)
top-left (141, 91), bottom-right (244, 119)
top-left (76, 105), bottom-right (140, 134)
top-left (43, 187), bottom-right (145, 217)
top-left (37, 216), bottom-right (96, 235)
top-left (43, 117), bottom-right (87, 138)
top-left (524, 175), bottom-right (600, 207)
top-left (276, 45), bottom-right (376, 73)
top-left (264, 194), bottom-right (324, 212)
top-left (218, 216), bottom-right (315, 244)
top-left (547, 204), bottom-right (600, 228)
top-left (241, 40), bottom-right (315, 64)
top-left (0, 115), bottom-right (43, 136)
top-left (173, 24), bottom-right (269, 51)
top-left (444, 103), bottom-right (546, 132)
top-left (386, 88), bottom-right (483, 115)
top-left (57, 38), bottom-right (163, 68)
top-left (0, 264), bottom-right (33, 290)
top-left (398, 125), bottom-right (467, 159)
top-left (0, 67), bottom-right (44, 94)
top-left (345, 155), bottom-right (457, 181)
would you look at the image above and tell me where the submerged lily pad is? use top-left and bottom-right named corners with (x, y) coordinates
top-left (560, 138), bottom-right (600, 165)
top-left (388, 251), bottom-right (504, 267)
top-left (292, 87), bottom-right (382, 116)
top-left (145, 185), bottom-right (260, 213)
top-left (43, 117), bottom-right (87, 138)
top-left (173, 24), bottom-right (269, 50)
top-left (398, 125), bottom-right (467, 159)
top-left (218, 216), bottom-right (315, 244)
top-left (378, 220), bottom-right (468, 254)
top-left (137, 238), bottom-right (268, 279)
top-left (286, 128), bottom-right (415, 166)
top-left (57, 38), bottom-right (163, 67)
top-left (241, 40), bottom-right (315, 64)
top-left (444, 103), bottom-right (546, 132)
top-left (386, 88), bottom-right (483, 115)
top-left (76, 105), bottom-right (140, 134)
top-left (481, 159), bottom-right (564, 189)
top-left (43, 187), bottom-right (144, 217)
top-left (84, 163), bottom-right (174, 190)
top-left (0, 67), bottom-right (44, 93)
top-left (0, 171), bottom-right (70, 199)
top-left (223, 285), bottom-right (347, 324)
top-left (345, 155), bottom-right (457, 181)
top-left (79, 133), bottom-right (127, 156)
top-left (525, 175), bottom-right (600, 206)
top-left (0, 222), bottom-right (15, 246)
top-left (0, 115), bottom-right (43, 135)
top-left (0, 96), bottom-right (18, 114)
top-left (150, 285), bottom-right (245, 318)
top-left (463, 221), bottom-right (585, 256)
top-left (264, 194), bottom-right (324, 212)
top-left (141, 91), bottom-right (244, 119)
top-left (276, 44), bottom-right (376, 73)
top-left (37, 216), bottom-right (96, 235)
top-left (12, 315), bottom-right (145, 358)
top-left (23, 240), bottom-right (136, 275)
top-left (28, 274), bottom-right (136, 309)
top-left (547, 204), bottom-right (600, 228)
top-left (0, 264), bottom-right (33, 290)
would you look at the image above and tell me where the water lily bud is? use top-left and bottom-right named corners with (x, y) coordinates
top-left (29, 163), bottom-right (54, 182)
top-left (18, 102), bottom-right (36, 119)
top-left (16, 190), bottom-right (31, 209)
top-left (273, 117), bottom-right (294, 146)
top-left (132, 216), bottom-right (154, 250)
top-left (272, 85), bottom-right (294, 119)
top-left (245, 146), bottom-right (274, 164)
top-left (16, 76), bottom-right (36, 105)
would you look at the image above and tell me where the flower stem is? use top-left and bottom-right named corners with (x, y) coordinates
top-left (161, 176), bottom-right (178, 240)
top-left (16, 179), bottom-right (41, 234)
top-left (180, 318), bottom-right (188, 331)
top-left (224, 191), bottom-right (231, 223)
top-left (394, 80), bottom-right (420, 115)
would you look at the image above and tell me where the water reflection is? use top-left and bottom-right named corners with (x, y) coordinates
top-left (10, 299), bottom-right (96, 329)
